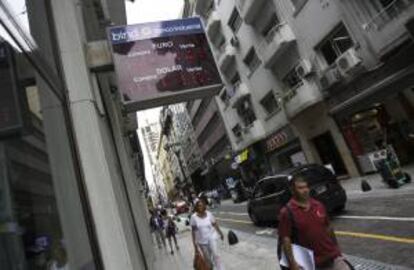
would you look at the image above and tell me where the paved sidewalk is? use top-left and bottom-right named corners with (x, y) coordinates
top-left (153, 228), bottom-right (279, 270)
top-left (152, 228), bottom-right (411, 270)
top-left (340, 165), bottom-right (414, 198)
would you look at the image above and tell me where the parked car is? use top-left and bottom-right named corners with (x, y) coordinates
top-left (247, 164), bottom-right (347, 225)
top-left (174, 200), bottom-right (189, 214)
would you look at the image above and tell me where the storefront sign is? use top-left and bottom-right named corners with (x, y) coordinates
top-left (0, 42), bottom-right (26, 139)
top-left (108, 17), bottom-right (222, 111)
top-left (235, 149), bottom-right (249, 164)
top-left (265, 126), bottom-right (295, 153)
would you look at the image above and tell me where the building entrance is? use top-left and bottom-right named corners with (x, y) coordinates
top-left (312, 132), bottom-right (348, 176)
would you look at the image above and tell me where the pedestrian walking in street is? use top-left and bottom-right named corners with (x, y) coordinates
top-left (149, 210), bottom-right (166, 249)
top-left (278, 176), bottom-right (352, 270)
top-left (191, 200), bottom-right (225, 270)
top-left (165, 216), bottom-right (179, 255)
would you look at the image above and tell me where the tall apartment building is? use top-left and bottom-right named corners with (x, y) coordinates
top-left (195, 0), bottom-right (414, 183)
top-left (182, 1), bottom-right (237, 192)
top-left (159, 103), bottom-right (202, 198)
top-left (140, 121), bottom-right (168, 204)
top-left (156, 132), bottom-right (176, 199)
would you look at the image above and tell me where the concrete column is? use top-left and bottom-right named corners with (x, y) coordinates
top-left (97, 73), bottom-right (155, 269)
top-left (49, 1), bottom-right (146, 269)
top-left (25, 1), bottom-right (96, 268)
top-left (291, 103), bottom-right (360, 178)
top-left (327, 118), bottom-right (360, 178)
top-left (38, 81), bottom-right (95, 270)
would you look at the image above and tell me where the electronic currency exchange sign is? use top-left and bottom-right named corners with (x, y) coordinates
top-left (108, 17), bottom-right (223, 111)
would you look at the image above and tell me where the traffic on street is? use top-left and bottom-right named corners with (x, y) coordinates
top-left (211, 178), bottom-right (414, 269)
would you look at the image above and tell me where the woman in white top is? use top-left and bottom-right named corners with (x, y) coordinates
top-left (190, 200), bottom-right (225, 270)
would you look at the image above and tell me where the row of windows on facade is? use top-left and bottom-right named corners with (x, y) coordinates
top-left (218, 18), bottom-right (353, 139)
top-left (227, 24), bottom-right (353, 139)
top-left (207, 0), bottom-right (408, 140)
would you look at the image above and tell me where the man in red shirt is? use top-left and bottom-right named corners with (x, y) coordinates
top-left (278, 176), bottom-right (351, 270)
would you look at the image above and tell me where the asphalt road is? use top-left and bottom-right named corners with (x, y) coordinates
top-left (211, 189), bottom-right (414, 269)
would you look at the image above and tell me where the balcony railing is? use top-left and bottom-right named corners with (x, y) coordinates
top-left (283, 81), bottom-right (323, 118)
top-left (218, 45), bottom-right (236, 74)
top-left (283, 86), bottom-right (300, 103)
top-left (257, 22), bottom-right (296, 69)
top-left (363, 0), bottom-right (414, 30)
top-left (230, 83), bottom-right (251, 111)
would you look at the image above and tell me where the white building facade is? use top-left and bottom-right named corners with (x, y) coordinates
top-left (195, 0), bottom-right (414, 180)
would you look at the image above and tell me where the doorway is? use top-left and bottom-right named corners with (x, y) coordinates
top-left (312, 132), bottom-right (348, 176)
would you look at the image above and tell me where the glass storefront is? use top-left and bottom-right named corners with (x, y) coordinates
top-left (340, 90), bottom-right (414, 174)
top-left (0, 1), bottom-right (98, 269)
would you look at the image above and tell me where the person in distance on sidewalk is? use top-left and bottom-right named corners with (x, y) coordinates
top-left (191, 200), bottom-right (225, 270)
top-left (149, 210), bottom-right (166, 250)
top-left (165, 215), bottom-right (179, 255)
top-left (279, 176), bottom-right (351, 270)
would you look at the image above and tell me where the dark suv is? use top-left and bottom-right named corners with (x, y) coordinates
top-left (247, 164), bottom-right (347, 225)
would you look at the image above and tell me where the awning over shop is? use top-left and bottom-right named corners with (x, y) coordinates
top-left (330, 64), bottom-right (414, 116)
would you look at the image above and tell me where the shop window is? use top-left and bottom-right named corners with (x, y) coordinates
top-left (318, 23), bottom-right (354, 65)
top-left (228, 8), bottom-right (242, 33)
top-left (0, 56), bottom-right (96, 270)
top-left (243, 48), bottom-right (261, 75)
top-left (232, 124), bottom-right (242, 139)
top-left (260, 91), bottom-right (280, 115)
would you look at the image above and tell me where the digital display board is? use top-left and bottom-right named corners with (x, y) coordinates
top-left (0, 42), bottom-right (25, 139)
top-left (108, 17), bottom-right (222, 111)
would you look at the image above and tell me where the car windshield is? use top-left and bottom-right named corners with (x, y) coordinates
top-left (295, 167), bottom-right (334, 185)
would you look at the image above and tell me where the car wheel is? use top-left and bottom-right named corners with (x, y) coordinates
top-left (336, 204), bottom-right (346, 213)
top-left (388, 180), bottom-right (399, 189)
top-left (404, 172), bottom-right (412, 183)
top-left (249, 209), bottom-right (262, 226)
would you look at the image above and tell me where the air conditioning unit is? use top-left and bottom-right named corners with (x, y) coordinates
top-left (319, 67), bottom-right (341, 89)
top-left (230, 36), bottom-right (239, 47)
top-left (336, 48), bottom-right (362, 75)
top-left (295, 59), bottom-right (313, 78)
